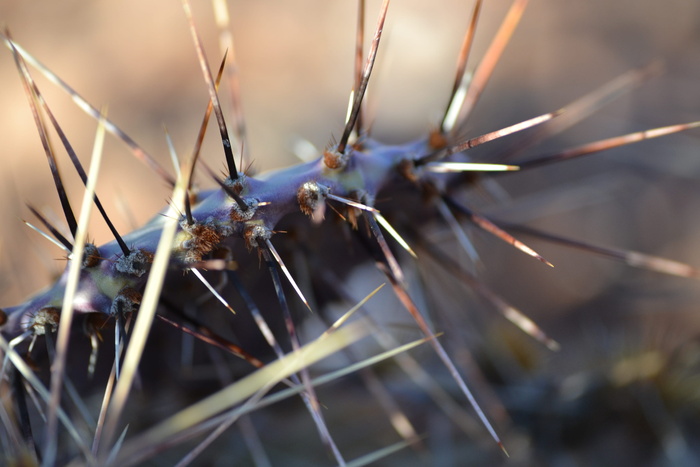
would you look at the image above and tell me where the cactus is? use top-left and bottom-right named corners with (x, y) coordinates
top-left (1, 1), bottom-right (700, 465)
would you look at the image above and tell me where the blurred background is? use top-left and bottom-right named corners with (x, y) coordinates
top-left (1, 0), bottom-right (700, 465)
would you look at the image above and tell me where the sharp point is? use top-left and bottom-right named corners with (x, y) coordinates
top-left (337, 0), bottom-right (390, 154)
top-left (182, 0), bottom-right (239, 180)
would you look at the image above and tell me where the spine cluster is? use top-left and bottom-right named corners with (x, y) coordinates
top-left (0, 138), bottom-right (432, 338)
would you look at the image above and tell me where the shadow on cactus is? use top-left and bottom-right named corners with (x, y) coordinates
top-left (1, 0), bottom-right (700, 465)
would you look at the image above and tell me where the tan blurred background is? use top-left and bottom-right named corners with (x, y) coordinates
top-left (1, 0), bottom-right (700, 302)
